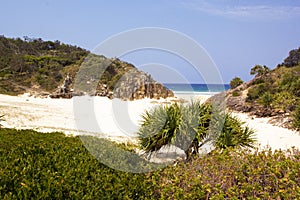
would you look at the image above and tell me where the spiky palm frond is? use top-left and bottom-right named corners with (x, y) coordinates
top-left (138, 103), bottom-right (182, 153)
top-left (214, 113), bottom-right (256, 149)
top-left (138, 101), bottom-right (256, 160)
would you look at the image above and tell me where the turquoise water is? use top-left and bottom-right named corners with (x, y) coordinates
top-left (164, 83), bottom-right (230, 96)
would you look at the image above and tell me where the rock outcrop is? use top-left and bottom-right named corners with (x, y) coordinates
top-left (50, 74), bottom-right (73, 98)
top-left (112, 70), bottom-right (174, 100)
top-left (50, 70), bottom-right (174, 100)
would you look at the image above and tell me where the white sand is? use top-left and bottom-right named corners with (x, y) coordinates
top-left (0, 93), bottom-right (168, 141)
top-left (232, 112), bottom-right (300, 151)
top-left (0, 93), bottom-right (300, 150)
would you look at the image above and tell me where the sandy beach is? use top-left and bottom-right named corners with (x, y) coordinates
top-left (0, 93), bottom-right (299, 151)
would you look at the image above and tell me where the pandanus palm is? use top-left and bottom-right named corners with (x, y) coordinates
top-left (138, 101), bottom-right (256, 161)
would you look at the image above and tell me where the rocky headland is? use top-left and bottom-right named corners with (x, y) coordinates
top-left (0, 36), bottom-right (173, 100)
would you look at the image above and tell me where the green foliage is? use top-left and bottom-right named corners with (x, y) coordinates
top-left (0, 128), bottom-right (152, 199)
top-left (138, 101), bottom-right (256, 160)
top-left (280, 72), bottom-right (300, 97)
top-left (281, 47), bottom-right (300, 67)
top-left (273, 91), bottom-right (297, 111)
top-left (0, 36), bottom-right (88, 94)
top-left (250, 65), bottom-right (270, 76)
top-left (1, 128), bottom-right (299, 199)
top-left (245, 64), bottom-right (300, 123)
top-left (293, 105), bottom-right (300, 130)
top-left (258, 92), bottom-right (274, 108)
top-left (215, 113), bottom-right (256, 149)
top-left (246, 83), bottom-right (266, 102)
top-left (230, 77), bottom-right (244, 89)
top-left (138, 103), bottom-right (183, 154)
top-left (232, 90), bottom-right (241, 97)
top-left (153, 148), bottom-right (300, 199)
top-left (0, 36), bottom-right (153, 96)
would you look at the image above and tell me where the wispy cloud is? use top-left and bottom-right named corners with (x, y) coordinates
top-left (181, 1), bottom-right (300, 20)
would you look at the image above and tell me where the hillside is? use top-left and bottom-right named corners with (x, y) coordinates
top-left (224, 47), bottom-right (300, 130)
top-left (0, 36), bottom-right (173, 100)
top-left (0, 36), bottom-right (88, 94)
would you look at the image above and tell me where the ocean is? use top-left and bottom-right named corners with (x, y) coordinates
top-left (163, 83), bottom-right (230, 96)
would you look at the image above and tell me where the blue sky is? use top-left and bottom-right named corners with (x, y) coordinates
top-left (1, 0), bottom-right (300, 83)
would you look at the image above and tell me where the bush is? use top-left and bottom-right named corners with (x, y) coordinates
top-left (250, 65), bottom-right (270, 76)
top-left (1, 128), bottom-right (300, 199)
top-left (232, 90), bottom-right (241, 97)
top-left (215, 113), bottom-right (256, 149)
top-left (230, 77), bottom-right (244, 89)
top-left (258, 92), bottom-right (274, 108)
top-left (0, 129), bottom-right (152, 199)
top-left (153, 148), bottom-right (300, 199)
top-left (273, 91), bottom-right (297, 111)
top-left (246, 83), bottom-right (266, 102)
top-left (293, 105), bottom-right (300, 130)
top-left (138, 101), bottom-right (256, 160)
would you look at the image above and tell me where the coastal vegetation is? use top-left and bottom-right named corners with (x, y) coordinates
top-left (226, 47), bottom-right (300, 130)
top-left (0, 36), bottom-right (173, 100)
top-left (1, 36), bottom-right (300, 198)
top-left (138, 101), bottom-right (256, 161)
top-left (229, 77), bottom-right (244, 89)
top-left (1, 128), bottom-right (300, 199)
top-left (0, 36), bottom-right (88, 94)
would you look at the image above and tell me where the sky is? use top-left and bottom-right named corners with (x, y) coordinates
top-left (1, 0), bottom-right (300, 84)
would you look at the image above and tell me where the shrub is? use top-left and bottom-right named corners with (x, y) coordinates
top-left (214, 113), bottom-right (256, 149)
top-left (258, 92), bottom-right (274, 108)
top-left (273, 91), bottom-right (297, 111)
top-left (250, 65), bottom-right (270, 76)
top-left (153, 148), bottom-right (300, 199)
top-left (0, 129), bottom-right (152, 199)
top-left (138, 101), bottom-right (256, 160)
top-left (246, 83), bottom-right (266, 102)
top-left (232, 90), bottom-right (241, 97)
top-left (293, 105), bottom-right (300, 130)
top-left (230, 77), bottom-right (244, 89)
top-left (1, 128), bottom-right (300, 199)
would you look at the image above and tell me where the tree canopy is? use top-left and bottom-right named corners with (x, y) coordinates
top-left (250, 65), bottom-right (270, 76)
top-left (230, 77), bottom-right (244, 89)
